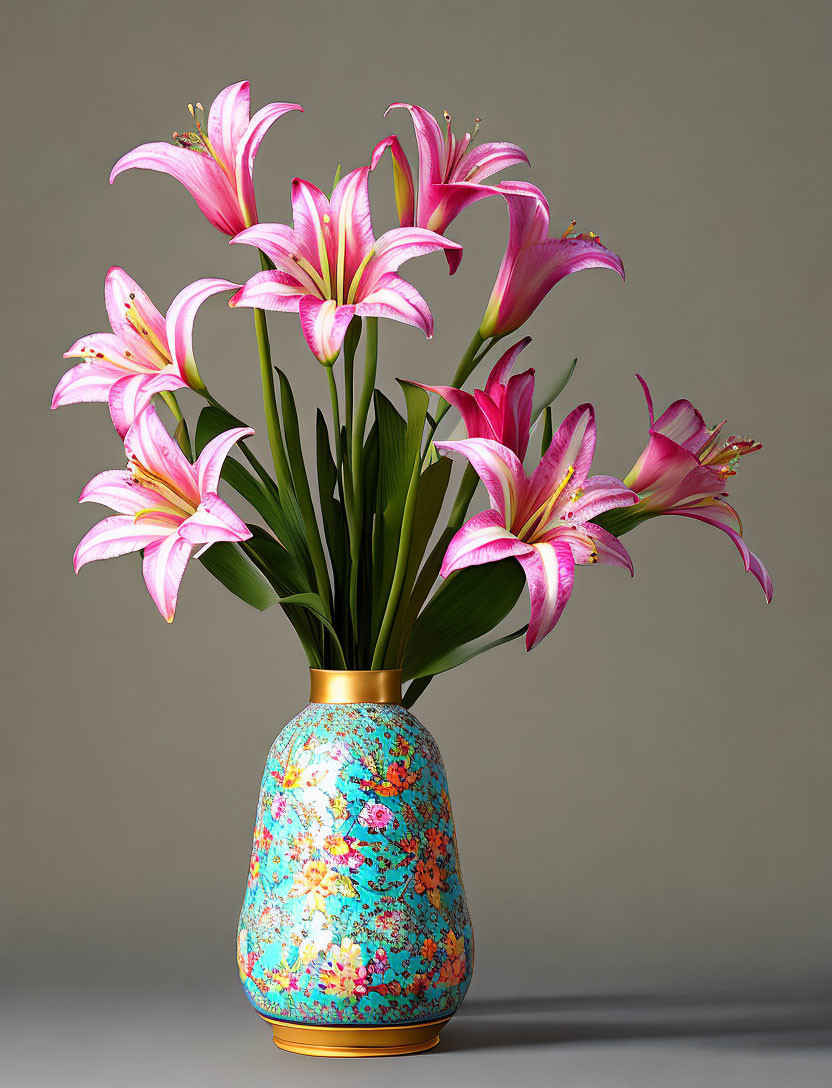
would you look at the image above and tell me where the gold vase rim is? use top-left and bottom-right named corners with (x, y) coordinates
top-left (309, 668), bottom-right (403, 705)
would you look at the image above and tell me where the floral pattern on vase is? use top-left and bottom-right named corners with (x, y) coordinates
top-left (237, 701), bottom-right (473, 1026)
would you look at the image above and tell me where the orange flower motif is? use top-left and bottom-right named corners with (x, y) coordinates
top-left (398, 835), bottom-right (419, 855)
top-left (425, 827), bottom-right (449, 857)
top-left (421, 936), bottom-right (438, 961)
top-left (438, 950), bottom-right (467, 987)
top-left (414, 857), bottom-right (443, 894)
top-left (444, 929), bottom-right (465, 958)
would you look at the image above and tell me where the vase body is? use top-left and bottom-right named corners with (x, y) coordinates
top-left (236, 670), bottom-right (473, 1056)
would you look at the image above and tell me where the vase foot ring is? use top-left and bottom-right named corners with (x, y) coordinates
top-left (261, 1015), bottom-right (449, 1057)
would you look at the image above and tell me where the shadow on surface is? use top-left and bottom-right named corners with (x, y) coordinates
top-left (440, 990), bottom-right (832, 1053)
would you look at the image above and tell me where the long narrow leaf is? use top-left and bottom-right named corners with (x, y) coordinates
top-left (279, 593), bottom-right (347, 668)
top-left (199, 542), bottom-right (279, 611)
top-left (531, 358), bottom-right (578, 422)
top-left (404, 624), bottom-right (527, 681)
top-left (401, 559), bottom-right (526, 681)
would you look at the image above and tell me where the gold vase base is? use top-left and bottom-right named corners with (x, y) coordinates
top-left (262, 1015), bottom-right (449, 1057)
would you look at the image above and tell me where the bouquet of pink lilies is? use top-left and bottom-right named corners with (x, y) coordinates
top-left (55, 81), bottom-right (771, 706)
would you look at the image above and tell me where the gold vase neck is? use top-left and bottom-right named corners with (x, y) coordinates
top-left (309, 669), bottom-right (403, 705)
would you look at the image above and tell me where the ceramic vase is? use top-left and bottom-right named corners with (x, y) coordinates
top-left (236, 669), bottom-right (473, 1056)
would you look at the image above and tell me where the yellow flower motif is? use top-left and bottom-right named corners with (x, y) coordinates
top-left (289, 858), bottom-right (338, 915)
top-left (323, 833), bottom-right (350, 857)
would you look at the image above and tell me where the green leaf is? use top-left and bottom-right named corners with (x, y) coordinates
top-left (173, 418), bottom-right (191, 459)
top-left (389, 456), bottom-right (453, 661)
top-left (541, 406), bottom-right (553, 457)
top-left (316, 410), bottom-right (349, 636)
top-left (276, 368), bottom-right (333, 618)
top-left (398, 380), bottom-right (430, 468)
top-left (194, 405), bottom-right (243, 455)
top-left (531, 358), bottom-right (578, 423)
top-left (199, 542), bottom-right (279, 610)
top-left (374, 391), bottom-right (408, 515)
top-left (401, 559), bottom-right (527, 681)
top-left (371, 382), bottom-right (431, 668)
top-left (279, 593), bottom-right (347, 668)
top-left (404, 624), bottom-right (527, 682)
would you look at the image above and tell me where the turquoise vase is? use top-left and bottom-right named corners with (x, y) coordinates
top-left (236, 669), bottom-right (473, 1056)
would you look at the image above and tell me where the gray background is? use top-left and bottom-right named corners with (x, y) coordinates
top-left (2, 1), bottom-right (831, 1083)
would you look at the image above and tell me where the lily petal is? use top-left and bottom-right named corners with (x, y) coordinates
top-left (459, 141), bottom-right (530, 182)
top-left (110, 143), bottom-right (243, 236)
top-left (582, 523), bottom-right (635, 573)
top-left (484, 337), bottom-right (532, 393)
top-left (355, 273), bottom-right (433, 337)
top-left (52, 360), bottom-right (125, 409)
top-left (386, 103), bottom-right (445, 193)
top-left (298, 296), bottom-right (357, 364)
top-left (74, 515), bottom-right (170, 572)
top-left (517, 540), bottom-right (575, 650)
top-left (229, 270), bottom-right (308, 312)
top-left (371, 134), bottom-right (415, 227)
top-left (624, 430), bottom-right (700, 494)
top-left (527, 404), bottom-right (596, 512)
top-left (108, 370), bottom-right (187, 438)
top-left (79, 470), bottom-right (160, 515)
top-left (566, 475), bottom-right (638, 525)
top-left (62, 333), bottom-right (141, 370)
top-left (365, 227), bottom-right (463, 286)
top-left (166, 278), bottom-right (239, 391)
top-left (142, 533), bottom-right (193, 622)
top-left (435, 438), bottom-right (525, 525)
top-left (207, 80), bottom-right (251, 169)
top-left (124, 404), bottom-right (200, 507)
top-left (440, 509), bottom-right (532, 577)
top-left (179, 493), bottom-right (252, 545)
top-left (666, 505), bottom-right (772, 601)
top-left (652, 397), bottom-right (710, 453)
top-left (196, 426), bottom-right (256, 495)
top-left (410, 382), bottom-right (483, 438)
top-left (104, 266), bottom-right (169, 363)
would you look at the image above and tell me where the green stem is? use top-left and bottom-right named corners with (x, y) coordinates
top-left (421, 332), bottom-right (501, 459)
top-left (203, 390), bottom-right (279, 497)
top-left (406, 462), bottom-right (479, 624)
top-left (252, 251), bottom-right (293, 495)
top-left (372, 456), bottom-right (420, 668)
top-left (276, 369), bottom-right (334, 624)
top-left (349, 318), bottom-right (378, 639)
top-left (325, 366), bottom-right (341, 461)
top-left (160, 390), bottom-right (183, 423)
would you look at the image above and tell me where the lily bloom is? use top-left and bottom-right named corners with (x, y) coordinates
top-left (229, 166), bottom-right (461, 364)
top-left (54, 269), bottom-right (239, 434)
top-left (110, 80), bottom-right (302, 236)
top-left (372, 103), bottom-right (529, 245)
top-left (436, 405), bottom-right (637, 649)
top-left (414, 337), bottom-right (535, 459)
top-left (74, 404), bottom-right (253, 622)
top-left (613, 376), bottom-right (772, 601)
top-left (480, 181), bottom-right (624, 339)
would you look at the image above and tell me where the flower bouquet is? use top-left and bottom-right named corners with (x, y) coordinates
top-left (55, 81), bottom-right (771, 1056)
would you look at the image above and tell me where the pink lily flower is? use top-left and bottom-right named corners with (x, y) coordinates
top-left (414, 337), bottom-right (535, 459)
top-left (618, 376), bottom-right (772, 601)
top-left (480, 181), bottom-right (625, 339)
top-left (436, 405), bottom-right (638, 649)
top-left (110, 81), bottom-right (302, 236)
top-left (228, 166), bottom-right (462, 364)
top-left (371, 103), bottom-right (529, 247)
top-left (53, 268), bottom-right (239, 434)
top-left (74, 404), bottom-right (253, 622)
